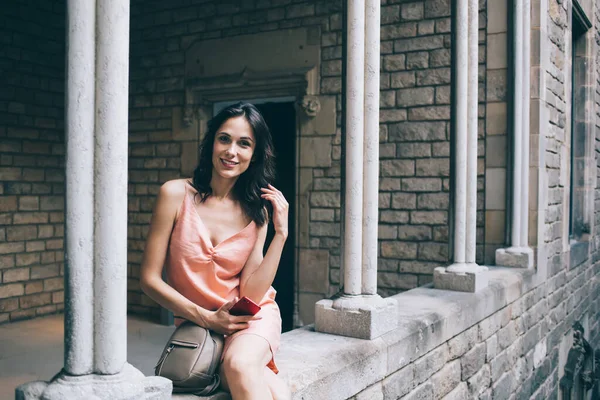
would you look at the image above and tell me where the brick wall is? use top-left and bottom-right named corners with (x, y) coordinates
top-left (0, 0), bottom-right (65, 323)
top-left (377, 0), bottom-right (488, 295)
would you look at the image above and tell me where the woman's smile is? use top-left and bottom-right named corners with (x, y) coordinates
top-left (220, 158), bottom-right (239, 169)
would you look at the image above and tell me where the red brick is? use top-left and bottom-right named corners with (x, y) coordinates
top-left (0, 214), bottom-right (12, 224)
top-left (13, 212), bottom-right (48, 224)
top-left (22, 168), bottom-right (45, 182)
top-left (6, 225), bottom-right (37, 241)
top-left (0, 242), bottom-right (25, 255)
top-left (52, 291), bottom-right (64, 303)
top-left (19, 293), bottom-right (51, 309)
top-left (16, 252), bottom-right (40, 266)
top-left (10, 309), bottom-right (36, 321)
top-left (19, 196), bottom-right (39, 210)
top-left (43, 277), bottom-right (63, 291)
top-left (45, 239), bottom-right (63, 250)
top-left (38, 225), bottom-right (54, 238)
top-left (0, 168), bottom-right (21, 181)
top-left (40, 251), bottom-right (56, 263)
top-left (26, 241), bottom-right (45, 252)
top-left (3, 267), bottom-right (29, 283)
top-left (0, 298), bottom-right (18, 312)
top-left (0, 255), bottom-right (15, 269)
top-left (49, 212), bottom-right (64, 223)
top-left (0, 283), bottom-right (24, 299)
top-left (31, 264), bottom-right (59, 279)
top-left (0, 196), bottom-right (18, 211)
top-left (22, 141), bottom-right (51, 154)
top-left (36, 304), bottom-right (57, 316)
top-left (25, 281), bottom-right (44, 294)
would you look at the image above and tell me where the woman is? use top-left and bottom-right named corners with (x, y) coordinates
top-left (140, 102), bottom-right (291, 400)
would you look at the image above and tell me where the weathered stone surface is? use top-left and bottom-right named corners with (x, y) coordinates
top-left (491, 371), bottom-right (516, 400)
top-left (402, 382), bottom-right (433, 400)
top-left (381, 241), bottom-right (417, 259)
top-left (388, 122), bottom-right (446, 141)
top-left (461, 342), bottom-right (486, 380)
top-left (382, 364), bottom-right (414, 399)
top-left (414, 343), bottom-right (448, 384)
top-left (467, 364), bottom-right (491, 397)
top-left (430, 360), bottom-right (460, 399)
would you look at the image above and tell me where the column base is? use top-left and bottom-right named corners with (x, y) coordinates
top-left (15, 363), bottom-right (172, 400)
top-left (433, 263), bottom-right (489, 292)
top-left (314, 294), bottom-right (398, 340)
top-left (495, 246), bottom-right (534, 268)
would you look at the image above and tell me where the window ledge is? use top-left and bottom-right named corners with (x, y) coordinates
top-left (174, 267), bottom-right (539, 400)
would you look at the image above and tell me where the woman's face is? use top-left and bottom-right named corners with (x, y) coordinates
top-left (211, 116), bottom-right (256, 180)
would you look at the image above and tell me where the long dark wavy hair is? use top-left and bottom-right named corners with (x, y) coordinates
top-left (191, 102), bottom-right (276, 227)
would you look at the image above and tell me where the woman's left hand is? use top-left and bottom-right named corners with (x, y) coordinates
top-left (261, 184), bottom-right (289, 238)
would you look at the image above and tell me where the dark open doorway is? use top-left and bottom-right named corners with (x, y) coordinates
top-left (255, 101), bottom-right (296, 333)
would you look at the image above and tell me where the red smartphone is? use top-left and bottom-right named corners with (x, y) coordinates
top-left (229, 296), bottom-right (261, 316)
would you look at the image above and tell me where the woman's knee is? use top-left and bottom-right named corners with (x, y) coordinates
top-left (221, 351), bottom-right (260, 378)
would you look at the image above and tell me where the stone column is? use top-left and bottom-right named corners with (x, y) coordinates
top-left (495, 0), bottom-right (534, 268)
top-left (63, 0), bottom-right (95, 376)
top-left (362, 0), bottom-right (380, 295)
top-left (315, 0), bottom-right (397, 340)
top-left (343, 0), bottom-right (365, 296)
top-left (15, 0), bottom-right (170, 399)
top-left (434, 0), bottom-right (488, 292)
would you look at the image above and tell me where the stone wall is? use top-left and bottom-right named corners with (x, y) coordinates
top-left (0, 1), bottom-right (66, 323)
top-left (346, 263), bottom-right (599, 400)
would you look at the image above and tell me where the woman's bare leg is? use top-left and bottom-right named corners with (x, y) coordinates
top-left (264, 367), bottom-right (292, 400)
top-left (219, 335), bottom-right (273, 400)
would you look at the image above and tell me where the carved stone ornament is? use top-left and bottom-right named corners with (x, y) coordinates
top-left (299, 95), bottom-right (321, 118)
top-left (559, 321), bottom-right (599, 399)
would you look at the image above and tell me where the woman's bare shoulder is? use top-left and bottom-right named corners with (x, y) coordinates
top-left (158, 179), bottom-right (189, 205)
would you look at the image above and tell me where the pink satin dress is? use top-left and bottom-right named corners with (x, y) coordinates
top-left (166, 184), bottom-right (281, 373)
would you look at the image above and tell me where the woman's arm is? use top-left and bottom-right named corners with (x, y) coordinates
top-left (140, 180), bottom-right (257, 334)
top-left (139, 180), bottom-right (210, 325)
top-left (240, 184), bottom-right (289, 303)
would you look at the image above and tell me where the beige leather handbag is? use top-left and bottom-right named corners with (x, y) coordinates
top-left (154, 320), bottom-right (224, 395)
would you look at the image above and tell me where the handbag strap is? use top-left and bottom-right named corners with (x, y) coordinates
top-left (194, 373), bottom-right (221, 396)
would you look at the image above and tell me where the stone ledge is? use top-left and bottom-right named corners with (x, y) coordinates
top-left (176, 267), bottom-right (539, 400)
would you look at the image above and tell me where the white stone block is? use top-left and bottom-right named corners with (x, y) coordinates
top-left (433, 265), bottom-right (489, 292)
top-left (314, 295), bottom-right (398, 340)
top-left (495, 247), bottom-right (534, 268)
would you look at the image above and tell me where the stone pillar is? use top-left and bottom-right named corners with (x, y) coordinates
top-left (495, 0), bottom-right (534, 268)
top-left (63, 0), bottom-right (95, 376)
top-left (343, 0), bottom-right (365, 296)
top-left (315, 0), bottom-right (397, 340)
top-left (362, 0), bottom-right (380, 296)
top-left (15, 0), bottom-right (171, 399)
top-left (434, 0), bottom-right (488, 292)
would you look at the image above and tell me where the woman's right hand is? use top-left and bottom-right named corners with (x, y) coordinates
top-left (203, 298), bottom-right (261, 335)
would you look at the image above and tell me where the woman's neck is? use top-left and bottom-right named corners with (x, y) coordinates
top-left (209, 172), bottom-right (237, 201)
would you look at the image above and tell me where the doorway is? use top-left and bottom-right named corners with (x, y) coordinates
top-left (213, 99), bottom-right (297, 333)
top-left (255, 101), bottom-right (296, 333)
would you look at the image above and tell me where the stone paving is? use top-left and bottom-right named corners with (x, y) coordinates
top-left (0, 314), bottom-right (173, 400)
